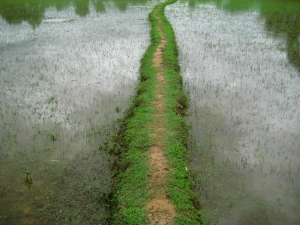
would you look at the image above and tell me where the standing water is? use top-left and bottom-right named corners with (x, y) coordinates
top-left (166, 0), bottom-right (300, 224)
top-left (0, 0), bottom-right (158, 223)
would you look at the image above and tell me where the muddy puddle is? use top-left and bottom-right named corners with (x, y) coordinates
top-left (0, 0), bottom-right (159, 223)
top-left (166, 0), bottom-right (300, 224)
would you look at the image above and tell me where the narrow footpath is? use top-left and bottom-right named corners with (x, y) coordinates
top-left (145, 4), bottom-right (175, 225)
top-left (109, 1), bottom-right (203, 224)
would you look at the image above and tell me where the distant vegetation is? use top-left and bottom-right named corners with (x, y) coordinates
top-left (0, 0), bottom-right (149, 28)
top-left (185, 0), bottom-right (300, 73)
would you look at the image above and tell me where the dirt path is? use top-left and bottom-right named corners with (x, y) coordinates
top-left (145, 5), bottom-right (176, 225)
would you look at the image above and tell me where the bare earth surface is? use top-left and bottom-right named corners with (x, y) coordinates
top-left (145, 5), bottom-right (176, 225)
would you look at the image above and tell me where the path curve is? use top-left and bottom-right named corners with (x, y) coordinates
top-left (145, 4), bottom-right (175, 225)
top-left (109, 1), bottom-right (203, 224)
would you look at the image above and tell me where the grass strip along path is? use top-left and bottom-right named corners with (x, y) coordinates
top-left (109, 1), bottom-right (204, 224)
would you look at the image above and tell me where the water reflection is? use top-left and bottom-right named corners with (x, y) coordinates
top-left (0, 0), bottom-right (149, 28)
top-left (260, 1), bottom-right (300, 74)
top-left (166, 1), bottom-right (300, 224)
top-left (185, 0), bottom-right (300, 73)
top-left (0, 2), bottom-right (153, 223)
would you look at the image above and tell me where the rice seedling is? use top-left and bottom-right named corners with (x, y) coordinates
top-left (0, 1), bottom-right (157, 223)
top-left (23, 168), bottom-right (33, 190)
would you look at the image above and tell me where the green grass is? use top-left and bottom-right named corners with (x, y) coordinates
top-left (159, 2), bottom-right (205, 224)
top-left (108, 17), bottom-right (158, 225)
top-left (109, 0), bottom-right (205, 224)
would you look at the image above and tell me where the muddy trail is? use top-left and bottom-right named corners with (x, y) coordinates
top-left (109, 1), bottom-right (203, 224)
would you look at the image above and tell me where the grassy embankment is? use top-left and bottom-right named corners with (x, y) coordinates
top-left (108, 0), bottom-right (205, 224)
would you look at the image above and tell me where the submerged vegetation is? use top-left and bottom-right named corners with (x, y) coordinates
top-left (166, 0), bottom-right (300, 224)
top-left (0, 2), bottom-right (153, 224)
top-left (1, 0), bottom-right (299, 224)
top-left (185, 0), bottom-right (300, 73)
top-left (23, 168), bottom-right (33, 189)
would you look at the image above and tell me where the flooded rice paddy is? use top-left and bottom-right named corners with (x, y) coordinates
top-left (166, 0), bottom-right (300, 224)
top-left (1, 0), bottom-right (300, 224)
top-left (0, 0), bottom-right (158, 223)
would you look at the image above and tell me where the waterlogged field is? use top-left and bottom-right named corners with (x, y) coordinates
top-left (0, 0), bottom-right (157, 223)
top-left (166, 0), bottom-right (300, 224)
